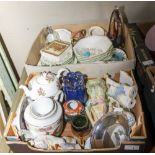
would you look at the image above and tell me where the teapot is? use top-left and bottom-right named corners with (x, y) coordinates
top-left (19, 68), bottom-right (68, 101)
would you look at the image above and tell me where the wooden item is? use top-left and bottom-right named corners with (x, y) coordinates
top-left (0, 34), bottom-right (19, 107)
top-left (0, 91), bottom-right (8, 135)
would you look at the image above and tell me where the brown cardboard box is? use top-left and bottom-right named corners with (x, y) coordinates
top-left (4, 69), bottom-right (147, 153)
top-left (24, 22), bottom-right (135, 76)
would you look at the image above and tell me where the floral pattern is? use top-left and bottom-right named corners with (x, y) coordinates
top-left (38, 87), bottom-right (46, 96)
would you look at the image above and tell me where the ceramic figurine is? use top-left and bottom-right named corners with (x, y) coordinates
top-left (119, 71), bottom-right (134, 86)
top-left (45, 26), bottom-right (60, 44)
top-left (60, 143), bottom-right (81, 150)
top-left (107, 85), bottom-right (136, 109)
top-left (29, 135), bottom-right (66, 150)
top-left (19, 68), bottom-right (68, 101)
top-left (86, 78), bottom-right (107, 105)
top-left (106, 73), bottom-right (137, 109)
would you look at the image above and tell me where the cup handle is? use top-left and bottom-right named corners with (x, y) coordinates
top-left (59, 91), bottom-right (64, 103)
top-left (56, 68), bottom-right (70, 79)
top-left (54, 90), bottom-right (64, 103)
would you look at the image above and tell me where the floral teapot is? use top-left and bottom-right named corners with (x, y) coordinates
top-left (19, 68), bottom-right (68, 101)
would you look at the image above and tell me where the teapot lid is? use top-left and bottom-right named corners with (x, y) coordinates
top-left (36, 71), bottom-right (55, 85)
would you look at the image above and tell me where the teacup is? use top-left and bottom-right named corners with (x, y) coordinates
top-left (87, 26), bottom-right (106, 36)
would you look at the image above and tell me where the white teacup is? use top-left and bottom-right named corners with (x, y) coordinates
top-left (87, 26), bottom-right (106, 36)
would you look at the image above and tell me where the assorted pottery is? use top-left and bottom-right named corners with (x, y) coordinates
top-left (13, 69), bottom-right (138, 151)
top-left (10, 7), bottom-right (140, 151)
top-left (37, 23), bottom-right (127, 67)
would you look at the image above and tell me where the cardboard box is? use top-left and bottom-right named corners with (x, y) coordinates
top-left (4, 69), bottom-right (147, 153)
top-left (24, 22), bottom-right (135, 76)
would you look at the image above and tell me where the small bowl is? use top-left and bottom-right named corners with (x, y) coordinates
top-left (111, 48), bottom-right (127, 61)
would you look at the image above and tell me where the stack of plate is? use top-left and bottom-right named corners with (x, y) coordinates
top-left (38, 28), bottom-right (77, 66)
top-left (38, 40), bottom-right (77, 66)
top-left (73, 36), bottom-right (113, 63)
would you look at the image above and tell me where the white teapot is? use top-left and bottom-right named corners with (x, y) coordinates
top-left (19, 68), bottom-right (68, 101)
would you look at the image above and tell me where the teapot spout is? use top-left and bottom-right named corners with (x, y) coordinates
top-left (19, 85), bottom-right (31, 97)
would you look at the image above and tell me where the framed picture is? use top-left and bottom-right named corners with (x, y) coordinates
top-left (0, 91), bottom-right (8, 135)
top-left (0, 34), bottom-right (19, 107)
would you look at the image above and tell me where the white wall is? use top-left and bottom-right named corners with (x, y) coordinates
top-left (0, 1), bottom-right (155, 76)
